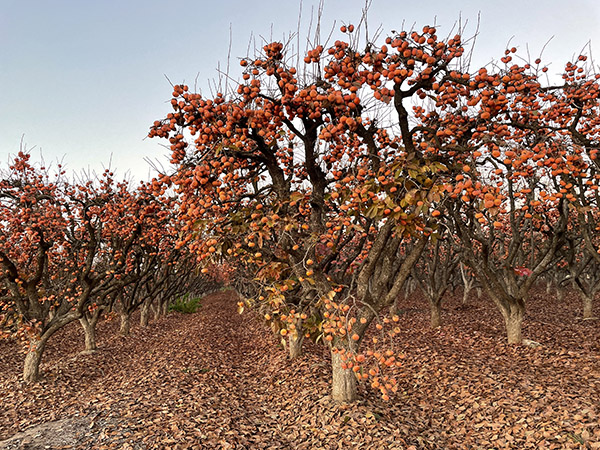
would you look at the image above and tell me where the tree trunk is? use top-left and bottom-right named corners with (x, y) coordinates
top-left (430, 301), bottom-right (441, 328)
top-left (403, 278), bottom-right (416, 300)
top-left (556, 286), bottom-right (566, 302)
top-left (152, 303), bottom-right (161, 321)
top-left (119, 311), bottom-right (131, 336)
top-left (140, 301), bottom-right (151, 327)
top-left (161, 299), bottom-right (169, 317)
top-left (503, 305), bottom-right (524, 344)
top-left (390, 297), bottom-right (401, 317)
top-left (582, 293), bottom-right (594, 319)
top-left (331, 350), bottom-right (357, 402)
top-left (462, 286), bottom-right (470, 305)
top-left (23, 338), bottom-right (47, 383)
top-left (288, 330), bottom-right (304, 359)
top-left (460, 264), bottom-right (473, 305)
top-left (79, 317), bottom-right (97, 352)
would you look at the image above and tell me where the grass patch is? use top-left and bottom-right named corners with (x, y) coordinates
top-left (169, 294), bottom-right (202, 314)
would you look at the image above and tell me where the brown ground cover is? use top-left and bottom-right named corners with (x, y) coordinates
top-left (1, 288), bottom-right (599, 449)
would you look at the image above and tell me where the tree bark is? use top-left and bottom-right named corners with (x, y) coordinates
top-left (430, 301), bottom-right (441, 328)
top-left (403, 278), bottom-right (416, 300)
top-left (331, 350), bottom-right (357, 402)
top-left (161, 299), bottom-right (169, 317)
top-left (140, 300), bottom-right (151, 327)
top-left (23, 337), bottom-right (47, 383)
top-left (462, 287), bottom-right (470, 305)
top-left (390, 296), bottom-right (402, 317)
top-left (502, 305), bottom-right (524, 344)
top-left (288, 330), bottom-right (304, 359)
top-left (152, 303), bottom-right (161, 321)
top-left (119, 311), bottom-right (131, 336)
top-left (79, 317), bottom-right (97, 352)
top-left (460, 264), bottom-right (473, 305)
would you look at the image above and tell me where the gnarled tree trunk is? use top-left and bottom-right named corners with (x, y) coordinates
top-left (152, 303), bottom-right (161, 321)
top-left (23, 337), bottom-right (47, 383)
top-left (501, 303), bottom-right (524, 344)
top-left (460, 264), bottom-right (474, 305)
top-left (286, 318), bottom-right (304, 359)
top-left (430, 301), bottom-right (441, 328)
top-left (331, 349), bottom-right (357, 402)
top-left (462, 287), bottom-right (470, 305)
top-left (140, 300), bottom-right (151, 327)
top-left (22, 313), bottom-right (80, 382)
top-left (79, 307), bottom-right (103, 352)
top-left (79, 317), bottom-right (97, 352)
top-left (288, 331), bottom-right (304, 359)
top-left (119, 311), bottom-right (131, 336)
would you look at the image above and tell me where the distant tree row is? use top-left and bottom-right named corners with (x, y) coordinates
top-left (0, 153), bottom-right (221, 382)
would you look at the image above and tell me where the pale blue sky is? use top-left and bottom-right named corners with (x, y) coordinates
top-left (1, 0), bottom-right (599, 179)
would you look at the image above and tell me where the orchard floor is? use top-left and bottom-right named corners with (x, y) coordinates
top-left (1, 288), bottom-right (599, 449)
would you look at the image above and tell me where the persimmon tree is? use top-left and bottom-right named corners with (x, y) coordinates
top-left (418, 47), bottom-right (600, 343)
top-left (561, 233), bottom-right (600, 319)
top-left (110, 183), bottom-right (174, 335)
top-left (70, 175), bottom-right (178, 349)
top-left (0, 154), bottom-right (133, 380)
top-left (0, 153), bottom-right (193, 378)
top-left (0, 154), bottom-right (72, 381)
top-left (66, 172), bottom-right (142, 352)
top-left (150, 22), bottom-right (480, 401)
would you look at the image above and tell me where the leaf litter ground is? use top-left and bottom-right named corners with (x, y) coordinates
top-left (0, 288), bottom-right (599, 449)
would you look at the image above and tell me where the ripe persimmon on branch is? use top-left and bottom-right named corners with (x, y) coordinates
top-left (429, 49), bottom-right (600, 342)
top-left (150, 21), bottom-right (476, 402)
top-left (0, 153), bottom-right (105, 382)
top-left (0, 153), bottom-right (194, 381)
top-left (151, 12), bottom-right (600, 399)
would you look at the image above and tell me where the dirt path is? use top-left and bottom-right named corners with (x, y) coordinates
top-left (0, 292), bottom-right (337, 449)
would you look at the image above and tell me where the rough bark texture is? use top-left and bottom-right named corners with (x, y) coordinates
top-left (582, 293), bottom-right (594, 319)
top-left (140, 302), bottom-right (150, 327)
top-left (79, 318), bottom-right (97, 352)
top-left (288, 332), bottom-right (304, 359)
top-left (152, 304), bottom-right (161, 321)
top-left (23, 339), bottom-right (46, 383)
top-left (119, 312), bottom-right (131, 336)
top-left (430, 302), bottom-right (441, 328)
top-left (331, 350), bottom-right (357, 402)
top-left (462, 287), bottom-right (470, 305)
top-left (503, 307), bottom-right (524, 344)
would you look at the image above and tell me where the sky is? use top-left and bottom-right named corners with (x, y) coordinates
top-left (1, 0), bottom-right (599, 181)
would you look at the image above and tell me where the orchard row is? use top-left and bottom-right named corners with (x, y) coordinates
top-left (0, 155), bottom-right (222, 383)
top-left (3, 20), bottom-right (600, 403)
